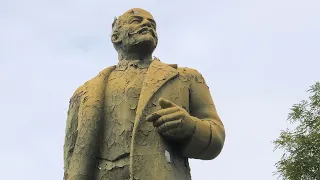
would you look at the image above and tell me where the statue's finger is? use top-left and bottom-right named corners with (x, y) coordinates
top-left (153, 111), bottom-right (183, 127)
top-left (146, 107), bottom-right (179, 122)
top-left (157, 119), bottom-right (182, 133)
top-left (156, 107), bottom-right (179, 117)
top-left (159, 98), bottom-right (177, 109)
top-left (146, 112), bottom-right (161, 122)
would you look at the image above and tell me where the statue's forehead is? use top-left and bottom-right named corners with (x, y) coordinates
top-left (121, 8), bottom-right (154, 20)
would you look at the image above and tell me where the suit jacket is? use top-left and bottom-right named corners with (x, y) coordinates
top-left (63, 59), bottom-right (225, 180)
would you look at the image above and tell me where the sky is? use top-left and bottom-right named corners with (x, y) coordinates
top-left (0, 0), bottom-right (319, 179)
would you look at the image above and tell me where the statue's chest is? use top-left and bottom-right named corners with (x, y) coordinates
top-left (99, 67), bottom-right (148, 160)
top-left (105, 67), bottom-right (147, 111)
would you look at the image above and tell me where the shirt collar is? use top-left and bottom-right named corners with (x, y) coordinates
top-left (115, 59), bottom-right (152, 70)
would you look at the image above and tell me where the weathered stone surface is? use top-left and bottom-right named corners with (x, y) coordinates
top-left (63, 8), bottom-right (225, 180)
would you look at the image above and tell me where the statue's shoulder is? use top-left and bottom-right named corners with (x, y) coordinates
top-left (177, 67), bottom-right (200, 75)
top-left (158, 58), bottom-right (202, 78)
top-left (71, 65), bottom-right (116, 98)
top-left (177, 67), bottom-right (205, 83)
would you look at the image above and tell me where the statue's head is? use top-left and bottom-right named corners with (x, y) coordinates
top-left (111, 8), bottom-right (158, 59)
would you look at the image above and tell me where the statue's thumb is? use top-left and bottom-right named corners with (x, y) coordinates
top-left (159, 98), bottom-right (175, 109)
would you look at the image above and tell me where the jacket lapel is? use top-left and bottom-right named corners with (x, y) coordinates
top-left (135, 59), bottom-right (178, 120)
top-left (129, 59), bottom-right (178, 179)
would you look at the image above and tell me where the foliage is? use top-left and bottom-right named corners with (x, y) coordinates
top-left (274, 82), bottom-right (320, 180)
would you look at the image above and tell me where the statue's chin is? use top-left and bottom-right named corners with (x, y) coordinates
top-left (130, 38), bottom-right (157, 55)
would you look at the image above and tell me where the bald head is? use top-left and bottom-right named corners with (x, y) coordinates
top-left (112, 8), bottom-right (156, 32)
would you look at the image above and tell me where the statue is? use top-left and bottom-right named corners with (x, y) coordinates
top-left (63, 8), bottom-right (225, 180)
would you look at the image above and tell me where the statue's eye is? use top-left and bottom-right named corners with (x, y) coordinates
top-left (130, 19), bottom-right (140, 24)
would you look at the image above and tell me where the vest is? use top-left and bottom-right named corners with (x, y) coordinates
top-left (96, 60), bottom-right (149, 179)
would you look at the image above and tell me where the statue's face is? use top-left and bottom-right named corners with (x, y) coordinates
top-left (112, 8), bottom-right (158, 55)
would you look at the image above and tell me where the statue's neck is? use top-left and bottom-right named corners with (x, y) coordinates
top-left (118, 52), bottom-right (153, 63)
top-left (116, 53), bottom-right (153, 69)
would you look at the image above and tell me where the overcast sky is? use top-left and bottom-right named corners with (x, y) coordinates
top-left (1, 0), bottom-right (320, 179)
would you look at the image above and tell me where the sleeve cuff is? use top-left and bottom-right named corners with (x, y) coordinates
top-left (181, 118), bottom-right (211, 158)
top-left (198, 122), bottom-right (225, 160)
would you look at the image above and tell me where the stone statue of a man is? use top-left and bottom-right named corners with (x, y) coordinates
top-left (63, 8), bottom-right (225, 180)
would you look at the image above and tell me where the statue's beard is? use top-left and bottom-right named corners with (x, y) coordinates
top-left (123, 28), bottom-right (157, 54)
top-left (115, 27), bottom-right (157, 57)
top-left (128, 40), bottom-right (156, 55)
top-left (118, 39), bottom-right (156, 60)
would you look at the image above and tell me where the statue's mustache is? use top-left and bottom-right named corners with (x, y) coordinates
top-left (128, 27), bottom-right (157, 38)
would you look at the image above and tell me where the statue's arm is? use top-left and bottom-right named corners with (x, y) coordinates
top-left (63, 87), bottom-right (82, 179)
top-left (181, 69), bottom-right (225, 160)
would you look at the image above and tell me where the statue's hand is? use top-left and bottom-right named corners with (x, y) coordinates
top-left (146, 98), bottom-right (196, 140)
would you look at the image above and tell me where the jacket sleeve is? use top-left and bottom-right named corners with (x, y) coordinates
top-left (63, 87), bottom-right (83, 179)
top-left (180, 68), bottom-right (225, 160)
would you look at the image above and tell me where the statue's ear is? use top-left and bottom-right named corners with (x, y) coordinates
top-left (111, 31), bottom-right (121, 44)
top-left (111, 16), bottom-right (121, 44)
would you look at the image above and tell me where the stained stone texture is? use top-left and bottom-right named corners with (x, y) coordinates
top-left (63, 8), bottom-right (225, 180)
